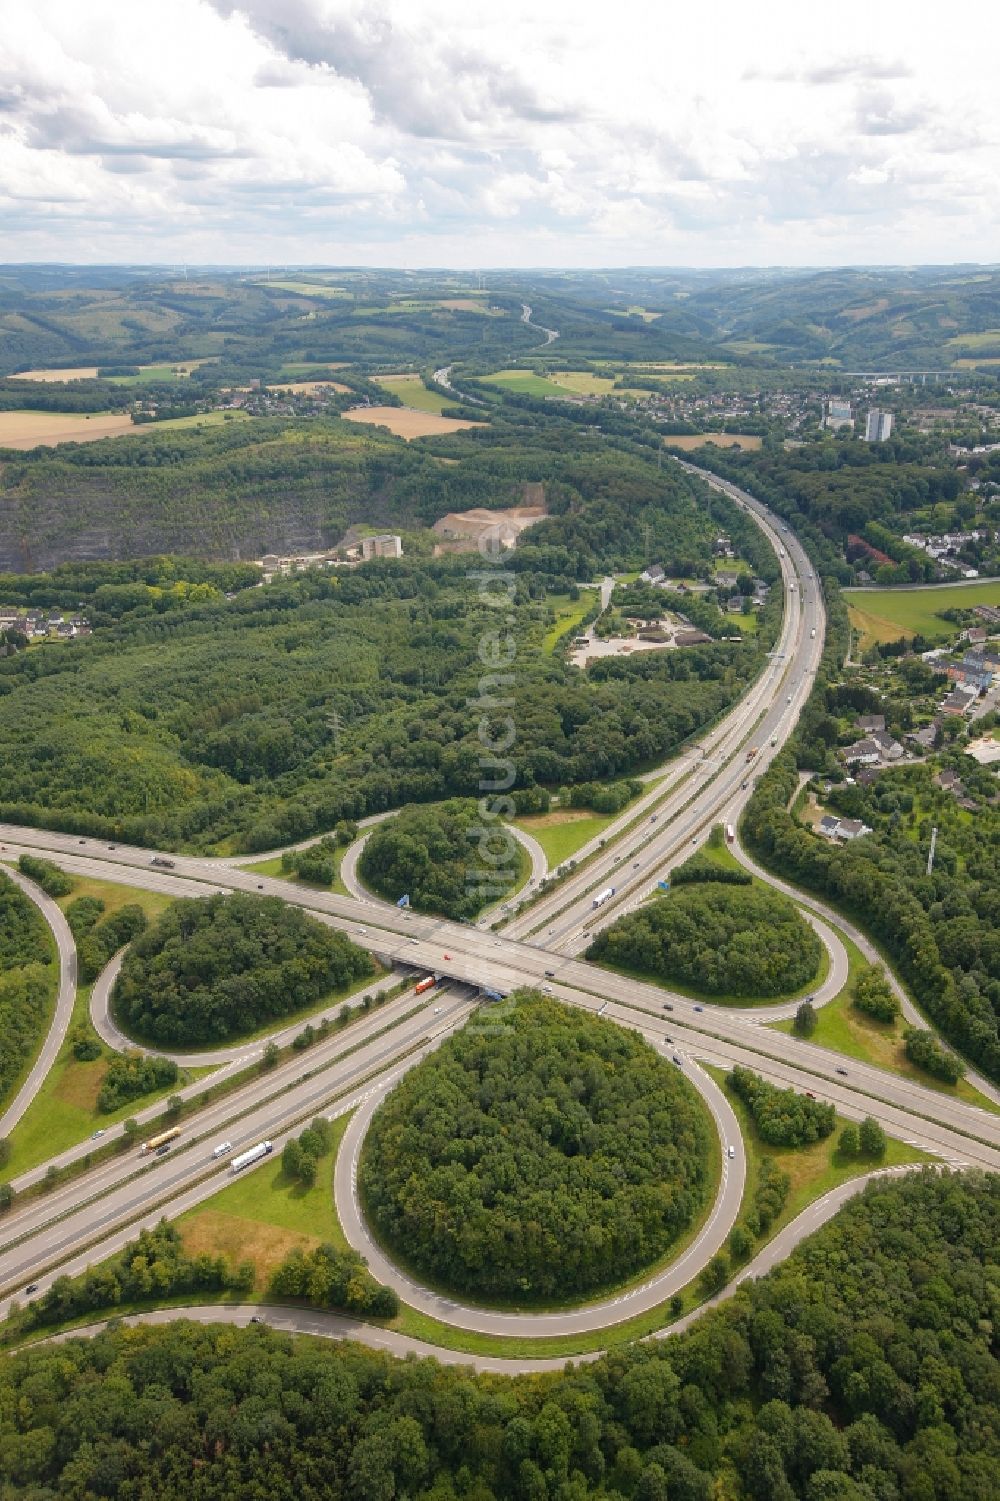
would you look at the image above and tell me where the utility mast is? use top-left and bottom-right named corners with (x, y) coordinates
top-left (927, 825), bottom-right (938, 876)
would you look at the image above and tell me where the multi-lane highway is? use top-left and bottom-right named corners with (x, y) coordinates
top-left (0, 458), bottom-right (989, 1357)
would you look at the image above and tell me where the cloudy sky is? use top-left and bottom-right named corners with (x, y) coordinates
top-left (1, 0), bottom-right (997, 266)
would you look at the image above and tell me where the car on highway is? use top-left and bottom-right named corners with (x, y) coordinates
top-left (25, 1283), bottom-right (38, 1295)
top-left (443, 952), bottom-right (452, 960)
top-left (257, 883), bottom-right (264, 889)
top-left (434, 1006), bottom-right (443, 1013)
top-left (806, 1092), bottom-right (816, 1099)
top-left (728, 1145), bottom-right (736, 1159)
top-left (212, 1142), bottom-right (233, 1158)
top-left (91, 1129), bottom-right (105, 1139)
top-left (836, 1068), bottom-right (848, 1077)
top-left (78, 838), bottom-right (86, 845)
top-left (155, 1144), bottom-right (171, 1157)
top-left (693, 1005), bottom-right (704, 1013)
top-left (542, 985), bottom-right (552, 994)
top-left (250, 1316), bottom-right (264, 1324)
top-left (671, 1055), bottom-right (682, 1066)
top-left (662, 1002), bottom-right (673, 1011)
top-left (108, 844), bottom-right (116, 850)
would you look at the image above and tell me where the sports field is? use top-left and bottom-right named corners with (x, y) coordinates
top-left (845, 580), bottom-right (1000, 647)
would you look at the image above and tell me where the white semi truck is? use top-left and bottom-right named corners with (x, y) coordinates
top-left (230, 1140), bottom-right (273, 1175)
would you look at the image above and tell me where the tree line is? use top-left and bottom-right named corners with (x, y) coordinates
top-left (0, 869), bottom-right (55, 1113)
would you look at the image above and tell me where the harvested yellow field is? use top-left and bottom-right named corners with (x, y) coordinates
top-left (342, 405), bottom-right (486, 439)
top-left (0, 410), bottom-right (135, 448)
top-left (666, 433), bottom-right (762, 451)
top-left (437, 298), bottom-right (491, 311)
top-left (267, 379), bottom-right (350, 394)
top-left (13, 366), bottom-right (100, 382)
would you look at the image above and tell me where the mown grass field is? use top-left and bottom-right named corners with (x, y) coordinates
top-left (541, 589), bottom-right (598, 652)
top-left (374, 374), bottom-right (452, 413)
top-left (480, 368), bottom-right (567, 398)
top-left (513, 809), bottom-right (623, 868)
top-left (178, 1115), bottom-right (352, 1291)
top-left (844, 580), bottom-right (1000, 648)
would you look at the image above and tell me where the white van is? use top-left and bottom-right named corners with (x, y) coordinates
top-left (212, 1141), bottom-right (233, 1159)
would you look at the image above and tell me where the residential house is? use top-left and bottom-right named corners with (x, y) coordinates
top-left (855, 714), bottom-right (886, 734)
top-left (870, 730), bottom-right (904, 762)
top-left (641, 564), bottom-right (664, 583)
top-left (941, 686), bottom-right (978, 716)
top-left (843, 738), bottom-right (881, 767)
top-left (674, 629), bottom-right (713, 647)
top-left (936, 769), bottom-right (965, 794)
top-left (908, 724), bottom-right (938, 751)
top-left (817, 814), bottom-right (873, 841)
top-left (837, 818), bottom-right (873, 841)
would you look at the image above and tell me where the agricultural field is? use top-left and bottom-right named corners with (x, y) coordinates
top-left (275, 362), bottom-right (350, 378)
top-left (341, 405), bottom-right (486, 439)
top-left (266, 379), bottom-right (351, 395)
top-left (374, 374), bottom-right (452, 413)
top-left (665, 433), bottom-right (763, 451)
top-left (12, 366), bottom-right (101, 381)
top-left (482, 368), bottom-right (654, 400)
top-left (480, 368), bottom-right (567, 397)
top-left (845, 580), bottom-right (1000, 647)
top-left (258, 280), bottom-right (350, 298)
top-left (0, 411), bottom-right (136, 448)
top-left (603, 306), bottom-right (662, 321)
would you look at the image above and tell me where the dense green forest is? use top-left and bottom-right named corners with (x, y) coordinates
top-left (359, 994), bottom-right (713, 1300)
top-left (0, 868), bottom-right (56, 1112)
top-left (587, 883), bottom-right (822, 1000)
top-left (111, 893), bottom-right (373, 1047)
top-left (358, 799), bottom-right (521, 920)
top-left (0, 531), bottom-right (770, 852)
top-left (2, 1171), bottom-right (998, 1497)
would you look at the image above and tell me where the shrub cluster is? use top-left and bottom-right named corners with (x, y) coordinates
top-left (17, 854), bottom-right (74, 898)
top-left (904, 1026), bottom-right (964, 1084)
top-left (21, 1221), bottom-right (252, 1329)
top-left (269, 1244), bottom-right (399, 1319)
top-left (97, 1051), bottom-right (179, 1113)
top-left (728, 1065), bottom-right (836, 1146)
top-left (852, 964), bottom-right (900, 1023)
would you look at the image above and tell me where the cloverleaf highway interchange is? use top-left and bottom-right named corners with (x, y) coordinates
top-left (2, 436), bottom-right (999, 1375)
